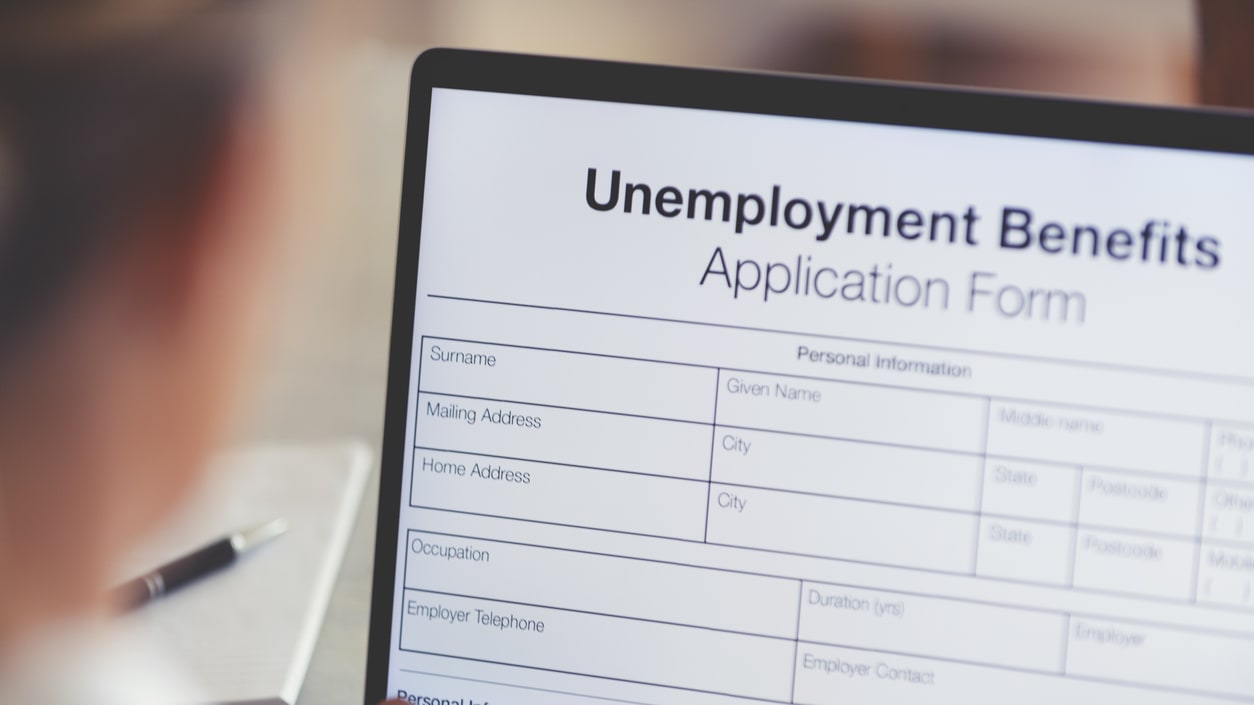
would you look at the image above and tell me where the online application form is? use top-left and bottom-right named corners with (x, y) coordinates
top-left (386, 87), bottom-right (1254, 705)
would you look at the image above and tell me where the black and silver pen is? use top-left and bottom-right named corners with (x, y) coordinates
top-left (111, 518), bottom-right (288, 610)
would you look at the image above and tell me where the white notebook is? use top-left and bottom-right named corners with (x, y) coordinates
top-left (111, 441), bottom-right (372, 705)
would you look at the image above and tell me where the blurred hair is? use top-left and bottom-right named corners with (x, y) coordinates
top-left (0, 1), bottom-right (288, 361)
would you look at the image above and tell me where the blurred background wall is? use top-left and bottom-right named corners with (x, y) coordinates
top-left (371, 0), bottom-right (1195, 103)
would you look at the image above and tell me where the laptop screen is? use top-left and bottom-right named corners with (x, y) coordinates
top-left (368, 50), bottom-right (1254, 705)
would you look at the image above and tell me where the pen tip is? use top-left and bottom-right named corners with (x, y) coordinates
top-left (232, 518), bottom-right (288, 553)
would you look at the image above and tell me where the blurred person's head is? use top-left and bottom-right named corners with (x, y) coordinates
top-left (0, 1), bottom-right (322, 653)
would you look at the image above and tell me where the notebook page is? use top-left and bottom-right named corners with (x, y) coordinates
top-left (112, 441), bottom-right (372, 705)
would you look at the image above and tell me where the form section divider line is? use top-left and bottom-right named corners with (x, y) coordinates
top-left (398, 643), bottom-right (1254, 705)
top-left (1191, 421), bottom-right (1214, 604)
top-left (417, 389), bottom-right (711, 426)
top-left (417, 336), bottom-right (1251, 482)
top-left (704, 369), bottom-right (721, 543)
top-left (714, 423), bottom-right (1204, 483)
top-left (788, 639), bottom-right (1254, 704)
top-left (789, 579), bottom-right (802, 704)
top-left (394, 649), bottom-right (793, 705)
top-left (405, 529), bottom-right (1254, 640)
top-left (414, 444), bottom-right (1237, 544)
top-left (420, 332), bottom-right (1254, 427)
top-left (402, 587), bottom-right (797, 642)
top-left (412, 445), bottom-right (711, 486)
top-left (971, 397), bottom-right (991, 575)
top-left (426, 294), bottom-right (1254, 389)
top-left (1059, 614), bottom-right (1071, 675)
top-left (1066, 467), bottom-right (1084, 588)
top-left (396, 668), bottom-right (724, 705)
top-left (412, 492), bottom-right (1254, 613)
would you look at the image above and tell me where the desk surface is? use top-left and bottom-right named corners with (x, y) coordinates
top-left (299, 468), bottom-right (380, 705)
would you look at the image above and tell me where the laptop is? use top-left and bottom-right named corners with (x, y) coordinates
top-left (365, 49), bottom-right (1254, 705)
